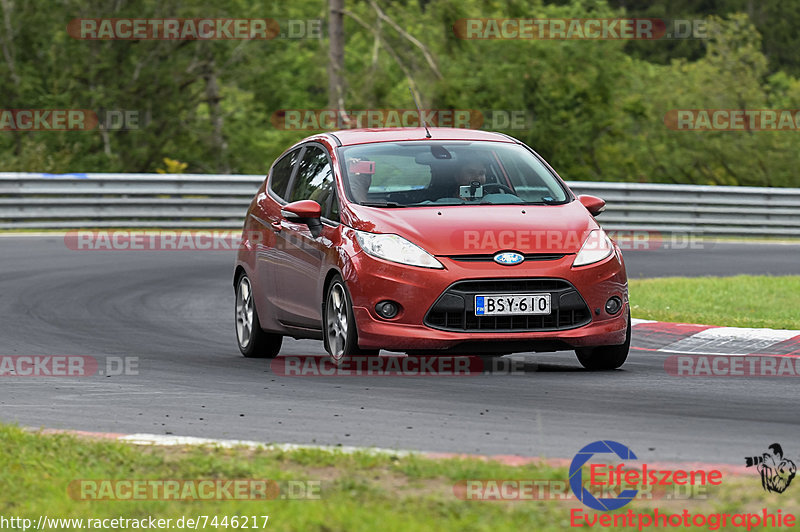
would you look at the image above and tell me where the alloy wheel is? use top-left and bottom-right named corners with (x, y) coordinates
top-left (236, 276), bottom-right (254, 349)
top-left (325, 282), bottom-right (349, 361)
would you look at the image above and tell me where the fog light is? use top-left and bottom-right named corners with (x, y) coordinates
top-left (605, 297), bottom-right (622, 315)
top-left (375, 301), bottom-right (399, 319)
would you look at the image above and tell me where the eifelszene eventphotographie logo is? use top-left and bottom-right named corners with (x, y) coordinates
top-left (569, 440), bottom-right (722, 512)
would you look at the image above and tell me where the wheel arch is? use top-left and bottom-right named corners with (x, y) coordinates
top-left (321, 267), bottom-right (345, 313)
top-left (233, 264), bottom-right (246, 290)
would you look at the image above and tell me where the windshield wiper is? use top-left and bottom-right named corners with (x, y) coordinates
top-left (513, 198), bottom-right (564, 205)
top-left (478, 199), bottom-right (565, 206)
top-left (360, 201), bottom-right (407, 208)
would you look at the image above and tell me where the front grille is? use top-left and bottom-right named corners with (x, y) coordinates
top-left (424, 278), bottom-right (591, 332)
top-left (446, 253), bottom-right (565, 262)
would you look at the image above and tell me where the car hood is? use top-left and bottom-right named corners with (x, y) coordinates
top-left (345, 201), bottom-right (597, 255)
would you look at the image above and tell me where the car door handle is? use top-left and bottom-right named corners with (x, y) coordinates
top-left (271, 221), bottom-right (282, 232)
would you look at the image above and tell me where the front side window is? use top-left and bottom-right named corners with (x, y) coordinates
top-left (269, 148), bottom-right (300, 200)
top-left (288, 145), bottom-right (338, 221)
top-left (338, 141), bottom-right (569, 207)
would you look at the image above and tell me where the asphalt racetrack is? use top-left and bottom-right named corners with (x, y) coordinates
top-left (1, 236), bottom-right (799, 464)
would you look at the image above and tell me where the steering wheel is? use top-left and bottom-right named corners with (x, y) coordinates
top-left (481, 183), bottom-right (517, 195)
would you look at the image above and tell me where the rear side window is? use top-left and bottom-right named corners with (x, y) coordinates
top-left (269, 148), bottom-right (300, 200)
top-left (289, 145), bottom-right (338, 221)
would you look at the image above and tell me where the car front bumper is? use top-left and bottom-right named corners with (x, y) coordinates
top-left (345, 248), bottom-right (628, 353)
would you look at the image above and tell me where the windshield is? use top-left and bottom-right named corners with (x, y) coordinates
top-left (338, 141), bottom-right (569, 207)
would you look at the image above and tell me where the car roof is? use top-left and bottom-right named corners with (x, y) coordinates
top-left (328, 127), bottom-right (519, 147)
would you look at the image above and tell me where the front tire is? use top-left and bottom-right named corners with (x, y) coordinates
top-left (575, 312), bottom-right (631, 371)
top-left (235, 273), bottom-right (282, 358)
top-left (323, 275), bottom-right (378, 364)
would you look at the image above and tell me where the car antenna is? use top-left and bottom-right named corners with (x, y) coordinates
top-left (409, 87), bottom-right (432, 138)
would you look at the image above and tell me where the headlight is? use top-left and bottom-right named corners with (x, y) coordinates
top-left (572, 229), bottom-right (614, 267)
top-left (354, 230), bottom-right (443, 269)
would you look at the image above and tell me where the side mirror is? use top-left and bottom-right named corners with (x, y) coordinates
top-left (281, 200), bottom-right (323, 237)
top-left (578, 195), bottom-right (606, 217)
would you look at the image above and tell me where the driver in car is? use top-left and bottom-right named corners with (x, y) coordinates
top-left (454, 158), bottom-right (488, 200)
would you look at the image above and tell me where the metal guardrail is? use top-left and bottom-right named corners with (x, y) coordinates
top-left (0, 173), bottom-right (263, 230)
top-left (0, 172), bottom-right (798, 236)
top-left (567, 182), bottom-right (800, 237)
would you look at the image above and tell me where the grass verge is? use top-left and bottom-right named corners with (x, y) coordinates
top-left (630, 275), bottom-right (800, 329)
top-left (2, 424), bottom-right (798, 531)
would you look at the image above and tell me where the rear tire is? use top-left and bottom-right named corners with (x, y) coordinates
top-left (235, 273), bottom-right (282, 358)
top-left (575, 312), bottom-right (630, 370)
top-left (323, 275), bottom-right (379, 364)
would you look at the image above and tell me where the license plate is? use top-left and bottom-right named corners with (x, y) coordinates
top-left (475, 294), bottom-right (551, 316)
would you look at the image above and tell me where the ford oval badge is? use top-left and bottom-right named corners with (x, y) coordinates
top-left (493, 252), bottom-right (524, 266)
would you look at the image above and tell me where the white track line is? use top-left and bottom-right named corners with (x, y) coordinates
top-left (119, 433), bottom-right (414, 457)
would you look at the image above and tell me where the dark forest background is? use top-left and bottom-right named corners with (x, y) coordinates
top-left (1, 0), bottom-right (798, 186)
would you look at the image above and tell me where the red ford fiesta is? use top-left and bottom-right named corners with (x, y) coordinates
top-left (234, 127), bottom-right (629, 370)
